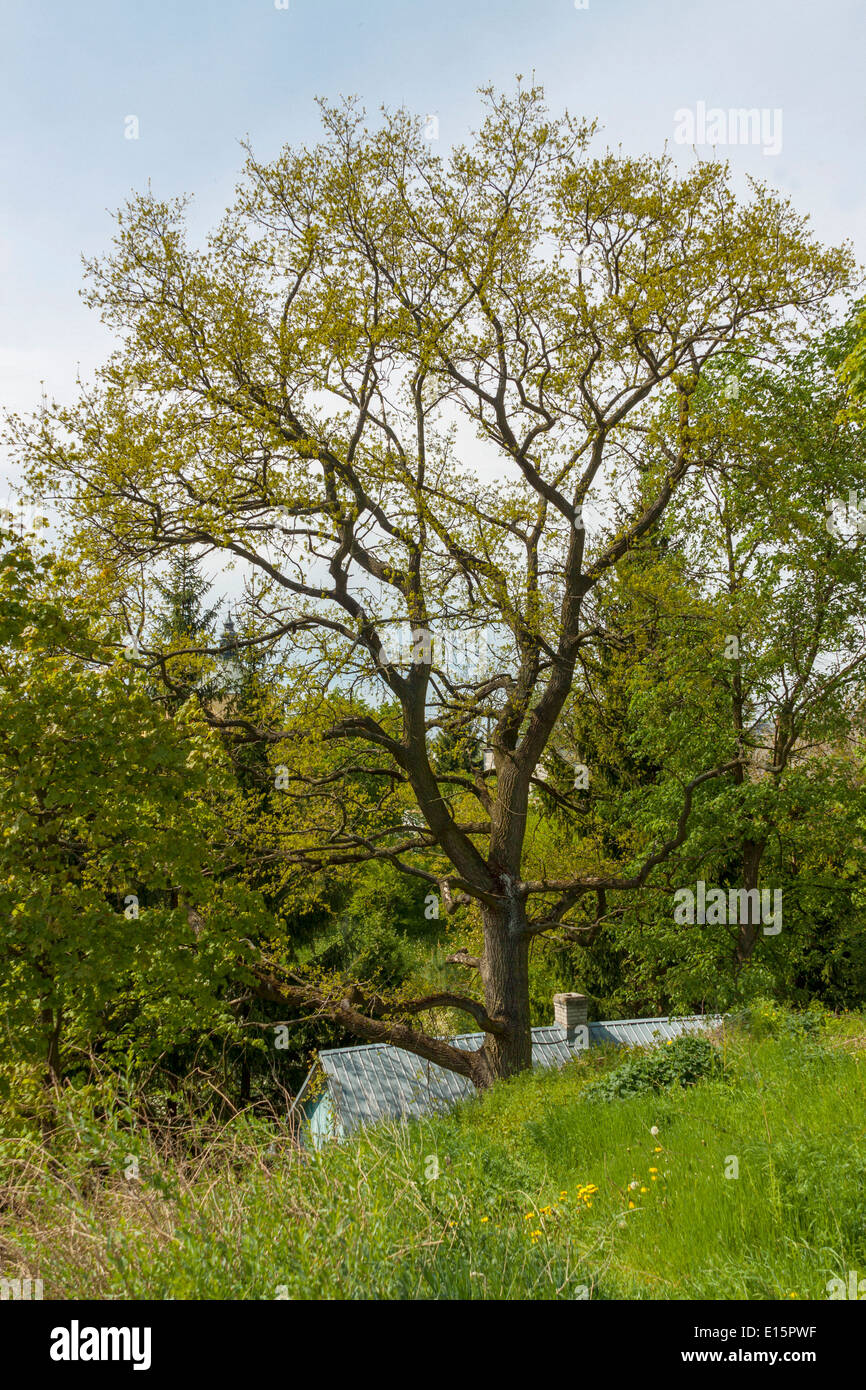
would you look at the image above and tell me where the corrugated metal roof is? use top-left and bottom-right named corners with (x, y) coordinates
top-left (589, 1015), bottom-right (722, 1048)
top-left (300, 1013), bottom-right (723, 1137)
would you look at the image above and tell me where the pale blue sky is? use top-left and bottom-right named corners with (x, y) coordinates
top-left (1, 0), bottom-right (864, 458)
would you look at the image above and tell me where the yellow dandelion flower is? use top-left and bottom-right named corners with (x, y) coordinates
top-left (480, 1216), bottom-right (489, 1223)
top-left (628, 1201), bottom-right (636, 1209)
top-left (640, 1187), bottom-right (648, 1194)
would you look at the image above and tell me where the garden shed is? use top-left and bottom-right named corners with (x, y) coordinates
top-left (292, 999), bottom-right (722, 1146)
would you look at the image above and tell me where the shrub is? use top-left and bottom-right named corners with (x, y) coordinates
top-left (580, 1032), bottom-right (722, 1103)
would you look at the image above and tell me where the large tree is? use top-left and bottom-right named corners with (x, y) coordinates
top-left (16, 86), bottom-right (854, 1086)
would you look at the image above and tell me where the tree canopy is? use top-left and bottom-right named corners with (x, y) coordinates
top-left (12, 85), bottom-right (859, 1086)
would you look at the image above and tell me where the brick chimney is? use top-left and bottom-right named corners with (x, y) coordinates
top-left (553, 992), bottom-right (589, 1035)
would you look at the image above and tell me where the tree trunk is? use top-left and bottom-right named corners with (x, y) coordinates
top-left (473, 899), bottom-right (533, 1087)
top-left (42, 1005), bottom-right (63, 1088)
top-left (735, 837), bottom-right (768, 965)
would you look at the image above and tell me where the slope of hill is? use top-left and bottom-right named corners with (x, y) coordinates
top-left (2, 1004), bottom-right (864, 1300)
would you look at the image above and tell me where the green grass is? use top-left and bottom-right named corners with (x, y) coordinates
top-left (2, 1008), bottom-right (865, 1299)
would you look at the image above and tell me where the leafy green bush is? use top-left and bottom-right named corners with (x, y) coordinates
top-left (580, 1032), bottom-right (722, 1103)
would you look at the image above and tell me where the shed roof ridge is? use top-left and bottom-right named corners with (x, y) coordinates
top-left (313, 1011), bottom-right (725, 1060)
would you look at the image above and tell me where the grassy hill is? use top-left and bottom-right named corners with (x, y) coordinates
top-left (2, 1002), bottom-right (865, 1300)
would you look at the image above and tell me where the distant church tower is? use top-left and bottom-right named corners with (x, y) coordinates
top-left (218, 612), bottom-right (242, 694)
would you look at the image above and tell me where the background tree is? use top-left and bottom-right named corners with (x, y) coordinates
top-left (543, 328), bottom-right (866, 1008)
top-left (149, 547), bottom-right (221, 709)
top-left (842, 297), bottom-right (866, 404)
top-left (0, 525), bottom-right (262, 1100)
top-left (676, 331), bottom-right (866, 967)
